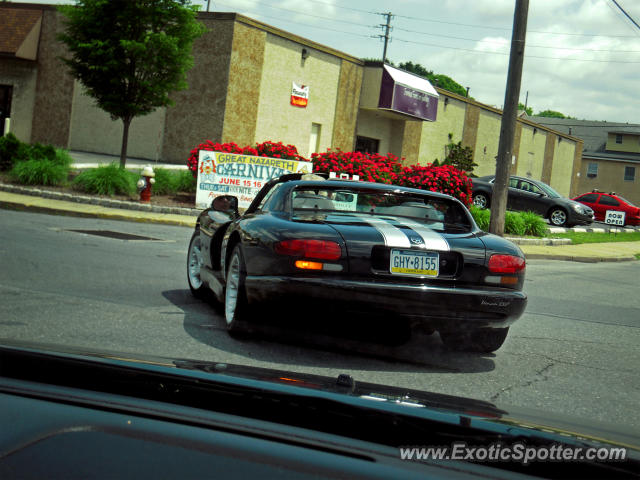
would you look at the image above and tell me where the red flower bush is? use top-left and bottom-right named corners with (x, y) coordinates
top-left (311, 149), bottom-right (403, 185)
top-left (397, 164), bottom-right (473, 206)
top-left (187, 140), bottom-right (472, 206)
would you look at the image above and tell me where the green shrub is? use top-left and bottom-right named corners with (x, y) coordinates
top-left (73, 164), bottom-right (136, 196)
top-left (174, 169), bottom-right (196, 193)
top-left (504, 211), bottom-right (527, 236)
top-left (54, 148), bottom-right (74, 167)
top-left (28, 142), bottom-right (57, 163)
top-left (520, 211), bottom-right (549, 237)
top-left (149, 168), bottom-right (196, 195)
top-left (0, 133), bottom-right (30, 171)
top-left (149, 167), bottom-right (177, 195)
top-left (10, 158), bottom-right (69, 186)
top-left (469, 205), bottom-right (490, 231)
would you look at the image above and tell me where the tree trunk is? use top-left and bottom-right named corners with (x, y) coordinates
top-left (120, 117), bottom-right (131, 169)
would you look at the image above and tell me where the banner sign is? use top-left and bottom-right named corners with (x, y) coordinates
top-left (605, 210), bottom-right (625, 226)
top-left (196, 150), bottom-right (313, 208)
top-left (291, 82), bottom-right (309, 107)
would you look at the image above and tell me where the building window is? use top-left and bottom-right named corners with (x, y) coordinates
top-left (615, 134), bottom-right (623, 144)
top-left (624, 166), bottom-right (635, 182)
top-left (587, 162), bottom-right (598, 178)
top-left (355, 136), bottom-right (380, 154)
top-left (309, 123), bottom-right (321, 155)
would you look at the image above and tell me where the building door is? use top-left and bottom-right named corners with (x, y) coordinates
top-left (0, 85), bottom-right (12, 136)
top-left (355, 135), bottom-right (380, 154)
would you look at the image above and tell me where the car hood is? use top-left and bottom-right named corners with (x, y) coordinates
top-left (1, 339), bottom-right (638, 453)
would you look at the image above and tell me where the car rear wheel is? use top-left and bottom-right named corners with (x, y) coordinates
top-left (440, 327), bottom-right (509, 353)
top-left (473, 193), bottom-right (489, 209)
top-left (549, 208), bottom-right (568, 227)
top-left (187, 230), bottom-right (206, 298)
top-left (225, 245), bottom-right (250, 336)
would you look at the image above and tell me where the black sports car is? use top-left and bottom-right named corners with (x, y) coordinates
top-left (187, 174), bottom-right (527, 353)
top-left (471, 175), bottom-right (594, 227)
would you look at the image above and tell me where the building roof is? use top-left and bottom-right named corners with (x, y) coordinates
top-left (0, 7), bottom-right (42, 60)
top-left (529, 116), bottom-right (640, 163)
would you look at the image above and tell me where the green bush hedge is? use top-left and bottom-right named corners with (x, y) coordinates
top-left (149, 168), bottom-right (196, 195)
top-left (469, 206), bottom-right (548, 237)
top-left (73, 164), bottom-right (137, 196)
top-left (10, 159), bottom-right (69, 186)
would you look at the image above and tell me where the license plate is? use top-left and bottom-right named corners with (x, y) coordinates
top-left (390, 249), bottom-right (439, 277)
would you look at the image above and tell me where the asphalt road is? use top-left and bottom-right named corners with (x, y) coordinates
top-left (1, 208), bottom-right (639, 432)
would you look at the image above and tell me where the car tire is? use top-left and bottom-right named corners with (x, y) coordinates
top-left (548, 208), bottom-right (568, 227)
top-left (440, 327), bottom-right (509, 353)
top-left (473, 193), bottom-right (490, 209)
top-left (225, 244), bottom-right (251, 336)
top-left (187, 229), bottom-right (207, 299)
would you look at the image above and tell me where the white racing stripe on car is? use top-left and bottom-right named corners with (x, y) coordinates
top-left (352, 214), bottom-right (411, 247)
top-left (389, 217), bottom-right (450, 252)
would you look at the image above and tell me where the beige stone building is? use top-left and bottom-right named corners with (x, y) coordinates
top-left (1, 3), bottom-right (583, 197)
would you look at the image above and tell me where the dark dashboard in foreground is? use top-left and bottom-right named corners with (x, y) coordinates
top-left (1, 342), bottom-right (638, 479)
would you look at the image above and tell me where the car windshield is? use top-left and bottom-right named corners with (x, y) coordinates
top-left (536, 182), bottom-right (561, 198)
top-left (291, 186), bottom-right (473, 233)
top-left (2, 0), bottom-right (640, 472)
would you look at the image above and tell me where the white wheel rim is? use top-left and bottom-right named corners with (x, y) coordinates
top-left (225, 253), bottom-right (240, 324)
top-left (551, 210), bottom-right (566, 225)
top-left (188, 236), bottom-right (203, 289)
top-left (474, 195), bottom-right (486, 208)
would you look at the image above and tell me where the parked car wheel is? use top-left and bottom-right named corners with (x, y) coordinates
top-left (225, 244), bottom-right (250, 335)
top-left (549, 208), bottom-right (568, 227)
top-left (440, 327), bottom-right (509, 353)
top-left (473, 193), bottom-right (490, 209)
top-left (187, 230), bottom-right (206, 298)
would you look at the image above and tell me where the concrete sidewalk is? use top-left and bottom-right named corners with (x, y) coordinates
top-left (2, 185), bottom-right (639, 262)
top-left (69, 150), bottom-right (187, 170)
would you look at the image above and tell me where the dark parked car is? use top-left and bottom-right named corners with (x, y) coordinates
top-left (187, 173), bottom-right (527, 353)
top-left (573, 191), bottom-right (640, 226)
top-left (472, 175), bottom-right (594, 227)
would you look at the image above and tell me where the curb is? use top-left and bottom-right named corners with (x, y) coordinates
top-left (524, 253), bottom-right (637, 263)
top-left (506, 237), bottom-right (572, 246)
top-left (0, 182), bottom-right (200, 217)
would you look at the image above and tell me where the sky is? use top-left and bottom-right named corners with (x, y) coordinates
top-left (25, 0), bottom-right (640, 123)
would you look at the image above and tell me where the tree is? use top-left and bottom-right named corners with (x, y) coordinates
top-left (398, 61), bottom-right (469, 98)
top-left (536, 109), bottom-right (568, 118)
top-left (58, 0), bottom-right (205, 168)
top-left (518, 102), bottom-right (532, 116)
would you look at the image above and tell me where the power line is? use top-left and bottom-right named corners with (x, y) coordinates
top-left (375, 12), bottom-right (393, 63)
top-left (393, 26), bottom-right (640, 54)
top-left (610, 0), bottom-right (640, 32)
top-left (394, 12), bottom-right (640, 39)
top-left (394, 37), bottom-right (640, 63)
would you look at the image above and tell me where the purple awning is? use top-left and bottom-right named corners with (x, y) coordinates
top-left (378, 65), bottom-right (438, 122)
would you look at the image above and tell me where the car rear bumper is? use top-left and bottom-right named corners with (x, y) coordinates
top-left (245, 276), bottom-right (527, 331)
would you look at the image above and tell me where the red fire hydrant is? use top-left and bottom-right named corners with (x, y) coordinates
top-left (137, 166), bottom-right (156, 203)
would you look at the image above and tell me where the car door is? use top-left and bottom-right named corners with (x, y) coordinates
top-left (506, 177), bottom-right (520, 210)
top-left (575, 193), bottom-right (601, 220)
top-left (512, 180), bottom-right (548, 215)
top-left (596, 194), bottom-right (621, 222)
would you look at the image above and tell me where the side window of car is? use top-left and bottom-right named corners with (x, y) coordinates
top-left (509, 178), bottom-right (519, 188)
top-left (599, 195), bottom-right (620, 207)
top-left (518, 181), bottom-right (534, 193)
top-left (578, 193), bottom-right (599, 203)
top-left (256, 183), bottom-right (282, 212)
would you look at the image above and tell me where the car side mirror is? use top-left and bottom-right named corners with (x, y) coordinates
top-left (211, 195), bottom-right (239, 216)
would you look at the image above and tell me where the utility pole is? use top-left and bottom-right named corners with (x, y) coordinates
top-left (489, 0), bottom-right (529, 236)
top-left (377, 12), bottom-right (393, 63)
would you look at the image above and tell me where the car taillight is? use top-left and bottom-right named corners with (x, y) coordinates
top-left (488, 254), bottom-right (526, 274)
top-left (274, 239), bottom-right (342, 260)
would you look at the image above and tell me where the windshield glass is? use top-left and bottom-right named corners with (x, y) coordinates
top-left (537, 182), bottom-right (562, 198)
top-left (2, 0), bottom-right (640, 468)
top-left (291, 187), bottom-right (473, 233)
